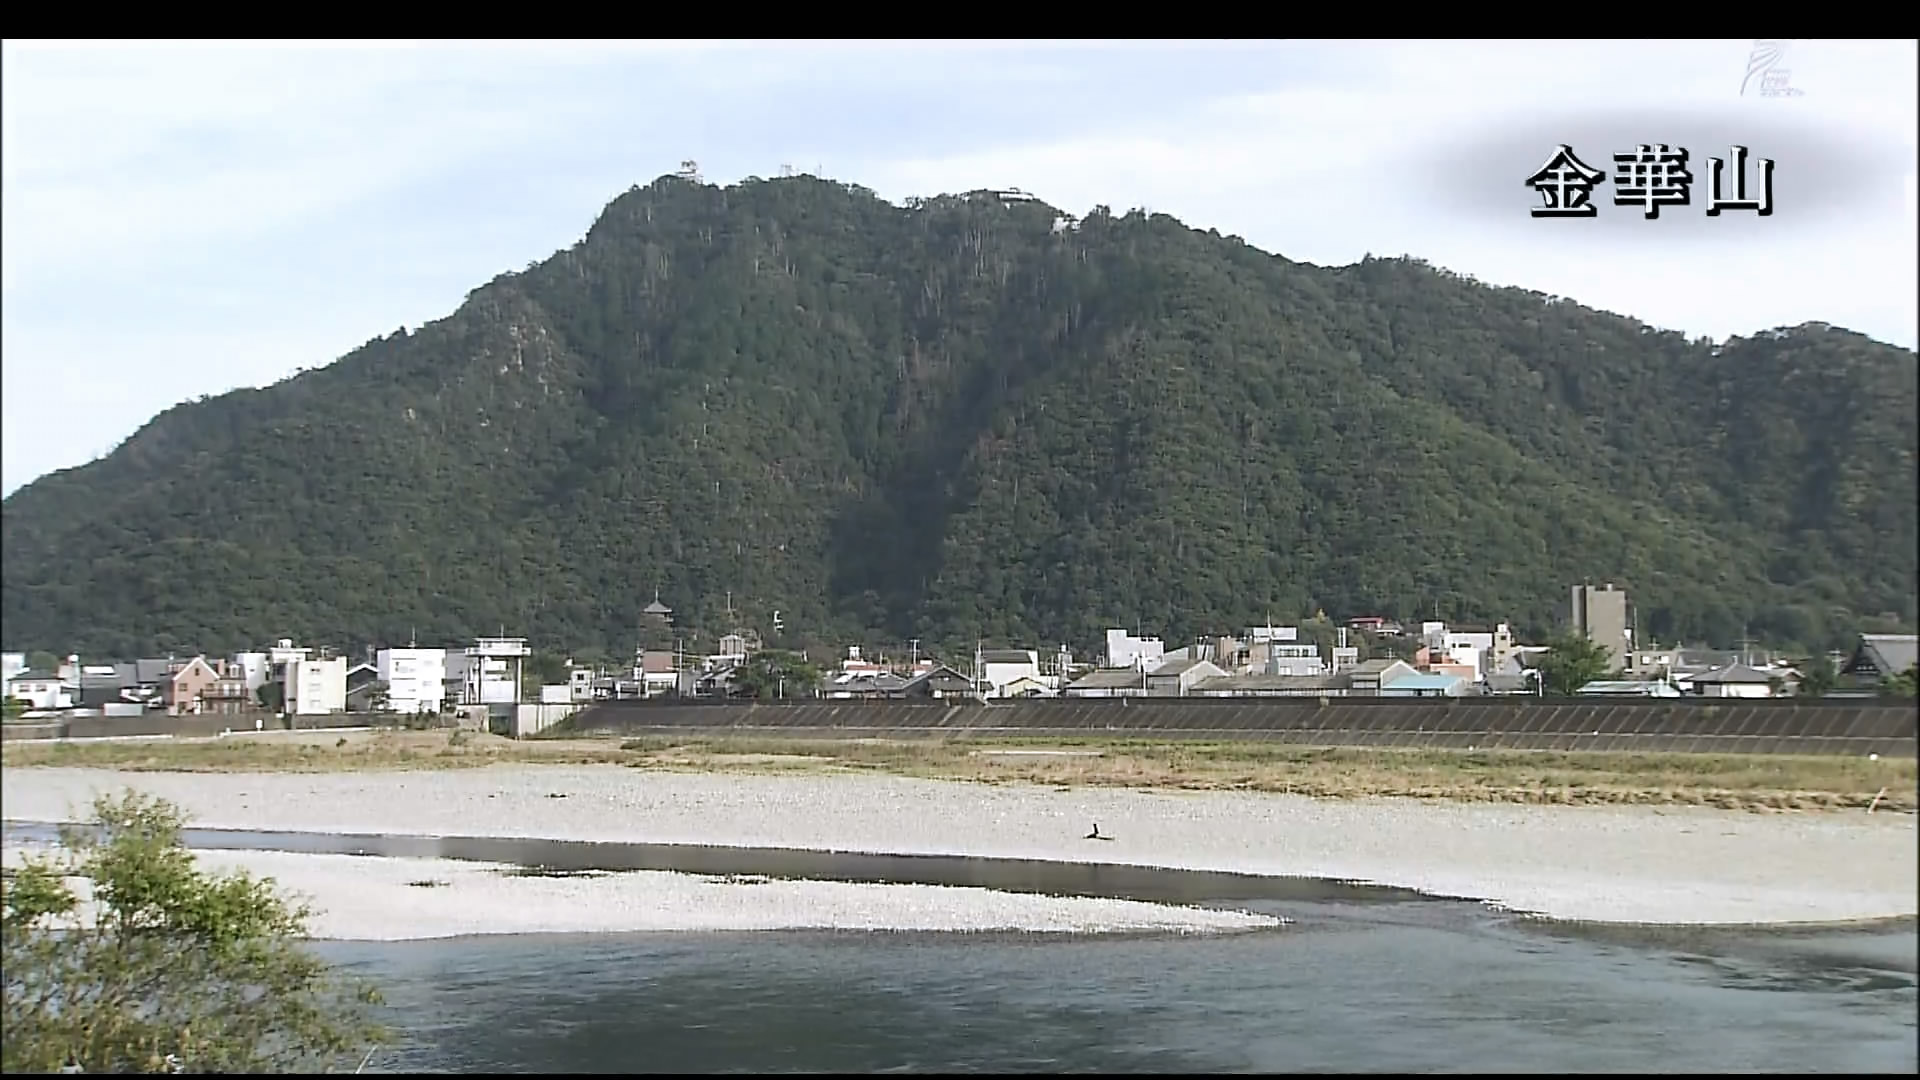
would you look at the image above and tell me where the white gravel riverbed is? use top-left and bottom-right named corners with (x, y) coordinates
top-left (0, 843), bottom-right (1279, 939)
top-left (3, 765), bottom-right (1914, 929)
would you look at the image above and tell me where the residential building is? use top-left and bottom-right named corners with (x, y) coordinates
top-left (1483, 672), bottom-right (1538, 696)
top-left (267, 639), bottom-right (311, 678)
top-left (715, 633), bottom-right (752, 662)
top-left (1688, 662), bottom-right (1780, 698)
top-left (1575, 679), bottom-right (1683, 698)
top-left (1190, 672), bottom-right (1352, 697)
top-left (376, 647), bottom-right (448, 714)
top-left (998, 675), bottom-right (1054, 698)
top-left (1329, 644), bottom-right (1360, 673)
top-left (1570, 583), bottom-right (1631, 671)
top-left (1486, 622), bottom-right (1520, 673)
top-left (826, 670), bottom-right (910, 698)
top-left (284, 656), bottom-right (348, 716)
top-left (895, 664), bottom-right (975, 699)
top-left (1626, 645), bottom-right (1755, 682)
top-left (1840, 634), bottom-right (1918, 681)
top-left (1062, 668), bottom-right (1152, 697)
top-left (344, 663), bottom-right (382, 711)
top-left (75, 664), bottom-right (140, 709)
top-left (158, 656), bottom-right (221, 716)
top-left (1, 653), bottom-right (24, 686)
top-left (1345, 659), bottom-right (1418, 695)
top-left (202, 668), bottom-right (253, 716)
top-left (836, 646), bottom-right (887, 678)
top-left (231, 651), bottom-right (271, 692)
top-left (1380, 672), bottom-right (1468, 697)
top-left (1146, 657), bottom-right (1229, 696)
top-left (979, 649), bottom-right (1041, 697)
top-left (1418, 622), bottom-right (1514, 683)
top-left (1425, 659), bottom-right (1478, 683)
top-left (569, 666), bottom-right (596, 703)
top-left (638, 650), bottom-right (678, 697)
top-left (1103, 629), bottom-right (1164, 671)
top-left (1263, 642), bottom-right (1325, 677)
top-left (5, 670), bottom-right (72, 710)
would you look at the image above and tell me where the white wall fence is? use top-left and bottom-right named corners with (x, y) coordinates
top-left (508, 702), bottom-right (581, 738)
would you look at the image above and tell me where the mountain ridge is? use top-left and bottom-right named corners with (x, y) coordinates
top-left (3, 173), bottom-right (1914, 660)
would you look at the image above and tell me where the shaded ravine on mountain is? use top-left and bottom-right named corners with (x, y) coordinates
top-left (2, 174), bottom-right (1914, 661)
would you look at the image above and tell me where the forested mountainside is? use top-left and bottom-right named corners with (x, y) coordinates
top-left (3, 174), bottom-right (1914, 661)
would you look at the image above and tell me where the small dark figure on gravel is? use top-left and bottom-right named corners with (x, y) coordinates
top-left (1085, 823), bottom-right (1114, 841)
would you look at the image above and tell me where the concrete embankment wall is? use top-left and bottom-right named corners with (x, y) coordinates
top-left (558, 698), bottom-right (1920, 757)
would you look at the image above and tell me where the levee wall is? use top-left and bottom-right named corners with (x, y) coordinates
top-left (559, 697), bottom-right (1920, 757)
top-left (509, 703), bottom-right (582, 738)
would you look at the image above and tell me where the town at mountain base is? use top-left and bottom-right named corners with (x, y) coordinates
top-left (3, 617), bottom-right (1913, 731)
top-left (1, 174), bottom-right (1914, 665)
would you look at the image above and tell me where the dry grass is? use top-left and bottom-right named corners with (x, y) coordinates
top-left (0, 729), bottom-right (631, 773)
top-left (3, 730), bottom-right (1913, 813)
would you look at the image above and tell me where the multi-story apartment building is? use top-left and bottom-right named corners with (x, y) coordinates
top-left (1571, 583), bottom-right (1631, 672)
top-left (376, 647), bottom-right (447, 713)
top-left (284, 656), bottom-right (347, 716)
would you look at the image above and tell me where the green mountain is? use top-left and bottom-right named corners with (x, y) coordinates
top-left (3, 174), bottom-right (1915, 661)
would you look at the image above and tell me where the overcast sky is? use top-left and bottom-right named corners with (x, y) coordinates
top-left (3, 39), bottom-right (1915, 497)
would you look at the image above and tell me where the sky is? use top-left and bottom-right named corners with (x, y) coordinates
top-left (3, 39), bottom-right (1915, 497)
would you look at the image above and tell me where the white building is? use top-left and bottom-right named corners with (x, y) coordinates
top-left (637, 651), bottom-right (678, 697)
top-left (1245, 625), bottom-right (1297, 644)
top-left (376, 647), bottom-right (447, 713)
top-left (1264, 642), bottom-right (1326, 677)
top-left (1, 653), bottom-right (25, 686)
top-left (979, 649), bottom-right (1041, 698)
top-left (5, 670), bottom-right (72, 710)
top-left (1417, 622), bottom-right (1518, 684)
top-left (1104, 629), bottom-right (1165, 670)
top-left (714, 633), bottom-right (750, 662)
top-left (231, 651), bottom-right (270, 692)
top-left (284, 657), bottom-right (347, 716)
top-left (268, 638), bottom-right (311, 674)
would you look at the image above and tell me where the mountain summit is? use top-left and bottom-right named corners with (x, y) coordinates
top-left (4, 174), bottom-right (1915, 658)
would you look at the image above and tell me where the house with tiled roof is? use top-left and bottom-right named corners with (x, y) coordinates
top-left (1686, 661), bottom-right (1783, 698)
top-left (1841, 634), bottom-right (1918, 681)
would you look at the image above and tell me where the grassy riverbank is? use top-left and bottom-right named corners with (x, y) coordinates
top-left (3, 729), bottom-right (1912, 812)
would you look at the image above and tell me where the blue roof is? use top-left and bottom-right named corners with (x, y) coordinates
top-left (1383, 673), bottom-right (1464, 690)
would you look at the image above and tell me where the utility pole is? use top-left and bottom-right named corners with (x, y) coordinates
top-left (910, 639), bottom-right (920, 667)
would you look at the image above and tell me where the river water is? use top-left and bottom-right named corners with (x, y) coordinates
top-left (6, 823), bottom-right (1915, 1073)
top-left (320, 908), bottom-right (1916, 1074)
